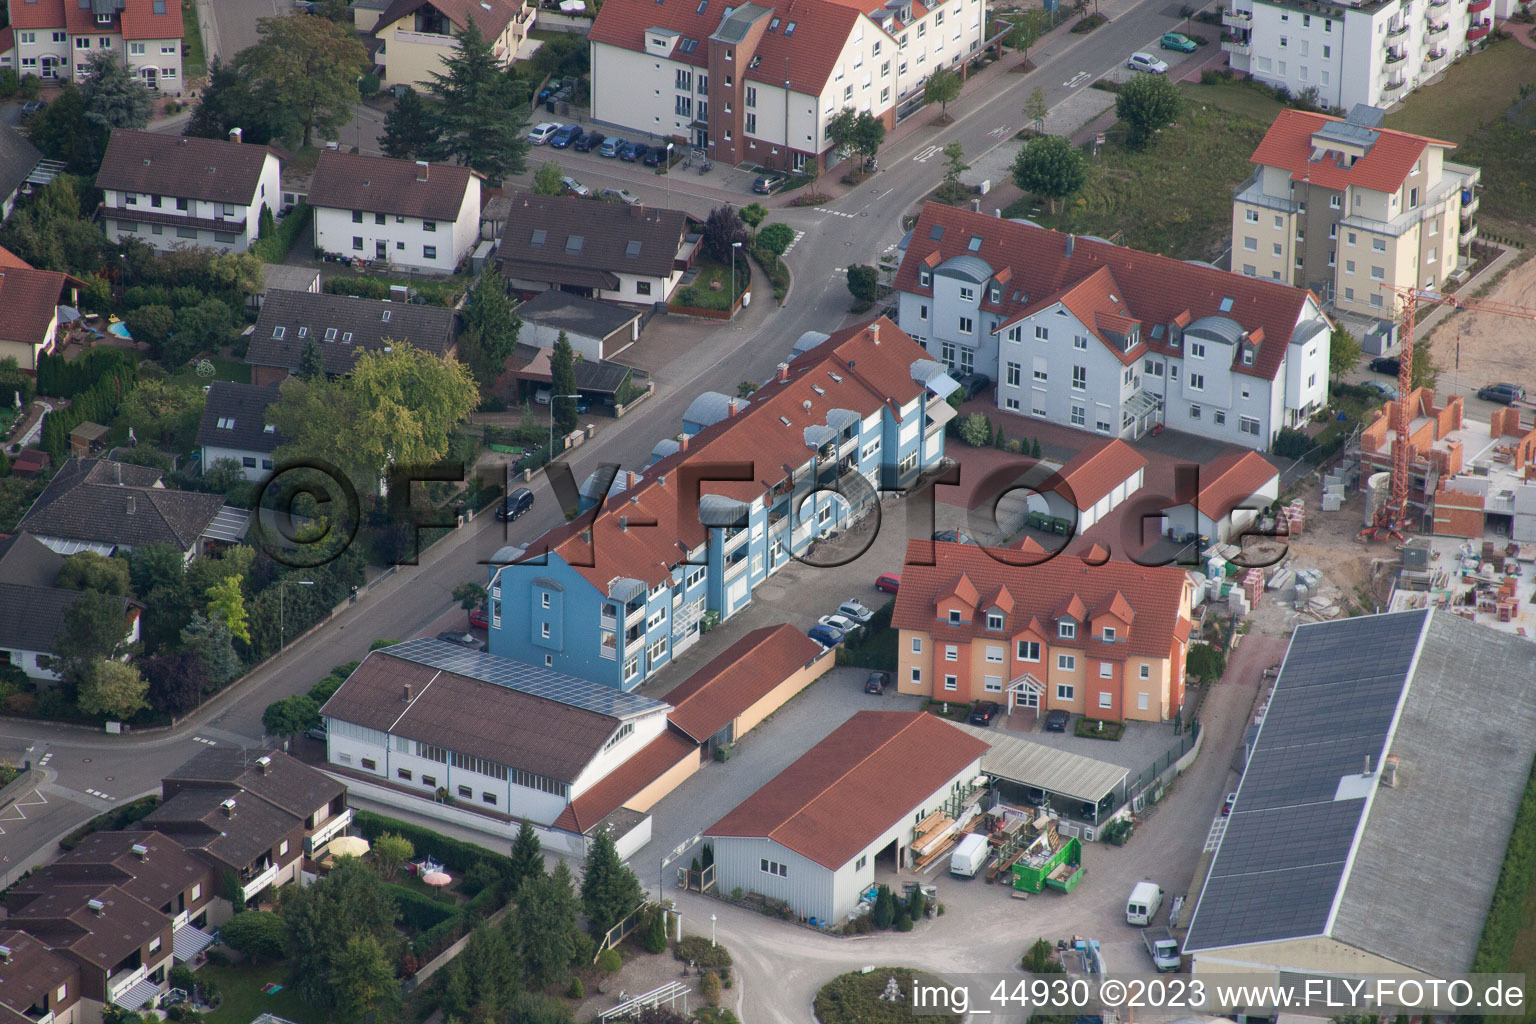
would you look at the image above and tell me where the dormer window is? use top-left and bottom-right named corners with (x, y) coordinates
top-left (1242, 348), bottom-right (1254, 366)
top-left (986, 612), bottom-right (1003, 630)
top-left (919, 268), bottom-right (931, 287)
top-left (1102, 626), bottom-right (1115, 641)
top-left (1059, 620), bottom-right (1076, 639)
top-left (989, 284), bottom-right (1001, 303)
top-left (947, 609), bottom-right (961, 624)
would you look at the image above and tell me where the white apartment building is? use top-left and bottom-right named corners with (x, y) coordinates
top-left (1233, 106), bottom-right (1480, 317)
top-left (588, 0), bottom-right (985, 172)
top-left (1219, 0), bottom-right (1507, 112)
top-left (895, 203), bottom-right (1333, 451)
top-left (307, 151), bottom-right (481, 274)
top-left (1, 0), bottom-right (185, 92)
top-left (95, 130), bottom-right (281, 252)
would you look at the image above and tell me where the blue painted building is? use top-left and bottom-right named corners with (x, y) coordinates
top-left (487, 318), bottom-right (956, 690)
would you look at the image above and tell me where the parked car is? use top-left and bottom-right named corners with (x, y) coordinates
top-left (19, 100), bottom-right (45, 118)
top-left (306, 725), bottom-right (328, 741)
top-left (1360, 380), bottom-right (1399, 401)
top-left (1159, 31), bottom-right (1198, 52)
top-left (619, 141), bottom-right (650, 162)
top-left (969, 700), bottom-right (1001, 726)
top-left (955, 372), bottom-right (992, 401)
top-left (1221, 791), bottom-right (1238, 816)
top-left (808, 623), bottom-right (845, 647)
top-left (838, 599), bottom-right (874, 623)
top-left (526, 122), bottom-right (562, 145)
top-left (874, 572), bottom-right (901, 594)
top-left (560, 176), bottom-right (591, 197)
top-left (496, 487), bottom-right (535, 522)
top-left (819, 613), bottom-right (861, 636)
top-left (601, 186), bottom-right (641, 205)
top-left (642, 146), bottom-right (669, 167)
top-left (1044, 708), bottom-right (1070, 732)
top-left (865, 671), bottom-right (890, 695)
top-left (1127, 51), bottom-right (1170, 74)
top-left (534, 387), bottom-right (552, 404)
top-left (548, 123), bottom-right (582, 148)
top-left (1479, 382), bottom-right (1528, 405)
top-left (1369, 355), bottom-right (1401, 375)
top-left (753, 173), bottom-right (784, 194)
top-left (599, 136), bottom-right (627, 158)
top-left (468, 606), bottom-right (490, 629)
top-left (436, 630), bottom-right (485, 651)
top-left (573, 130), bottom-right (606, 153)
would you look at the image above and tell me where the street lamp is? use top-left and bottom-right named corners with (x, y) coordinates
top-left (710, 913), bottom-right (717, 947)
top-left (279, 579), bottom-right (316, 651)
top-left (662, 141), bottom-right (675, 209)
top-left (729, 240), bottom-right (743, 319)
top-left (548, 393), bottom-right (580, 458)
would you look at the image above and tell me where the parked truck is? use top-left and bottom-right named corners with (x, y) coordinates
top-left (1142, 927), bottom-right (1180, 972)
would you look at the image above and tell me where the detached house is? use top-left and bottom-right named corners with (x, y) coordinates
top-left (196, 381), bottom-right (281, 481)
top-left (588, 0), bottom-right (985, 171)
top-left (0, 251), bottom-right (75, 371)
top-left (244, 289), bottom-right (459, 384)
top-left (308, 152), bottom-right (481, 274)
top-left (0, 531), bottom-right (139, 680)
top-left (487, 318), bottom-right (952, 689)
top-left (894, 203), bottom-right (1333, 451)
top-left (892, 539), bottom-right (1195, 722)
top-left (0, 0), bottom-right (184, 92)
top-left (95, 130), bottom-right (281, 252)
top-left (372, 0), bottom-right (534, 90)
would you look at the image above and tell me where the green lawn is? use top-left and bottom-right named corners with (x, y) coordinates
top-left (172, 356), bottom-right (250, 384)
top-left (1005, 102), bottom-right (1270, 260)
top-left (1178, 78), bottom-right (1285, 123)
top-left (673, 257), bottom-right (750, 310)
top-left (181, 0), bottom-right (207, 79)
top-left (199, 963), bottom-right (326, 1024)
top-left (1510, 878), bottom-right (1536, 991)
top-left (1385, 38), bottom-right (1536, 236)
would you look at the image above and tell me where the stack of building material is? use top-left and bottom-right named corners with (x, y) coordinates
top-left (1228, 589), bottom-right (1250, 617)
top-left (1267, 568), bottom-right (1295, 591)
top-left (1241, 567), bottom-right (1264, 607)
top-left (1282, 500), bottom-right (1306, 534)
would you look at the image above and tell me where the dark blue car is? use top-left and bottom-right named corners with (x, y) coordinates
top-left (549, 124), bottom-right (582, 149)
top-left (619, 141), bottom-right (650, 162)
top-left (808, 624), bottom-right (845, 647)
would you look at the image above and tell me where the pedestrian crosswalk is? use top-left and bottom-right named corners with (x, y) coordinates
top-left (192, 735), bottom-right (217, 745)
top-left (780, 229), bottom-right (807, 256)
top-left (815, 208), bottom-right (859, 219)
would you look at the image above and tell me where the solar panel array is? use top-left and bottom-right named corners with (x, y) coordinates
top-left (385, 638), bottom-right (670, 720)
top-left (1184, 610), bottom-right (1428, 953)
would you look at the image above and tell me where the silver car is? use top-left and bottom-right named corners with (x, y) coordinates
top-left (560, 176), bottom-right (590, 197)
top-left (1127, 51), bottom-right (1170, 74)
top-left (601, 187), bottom-right (641, 206)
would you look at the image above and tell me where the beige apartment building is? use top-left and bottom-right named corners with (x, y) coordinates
top-left (1232, 106), bottom-right (1479, 318)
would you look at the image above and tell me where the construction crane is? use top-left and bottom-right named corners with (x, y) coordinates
top-left (1361, 283), bottom-right (1536, 541)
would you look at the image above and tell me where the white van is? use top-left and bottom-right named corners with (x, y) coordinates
top-left (1126, 881), bottom-right (1164, 925)
top-left (949, 833), bottom-right (990, 878)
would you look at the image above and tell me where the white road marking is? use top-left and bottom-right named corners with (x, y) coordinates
top-left (781, 229), bottom-right (807, 255)
top-left (986, 124), bottom-right (1012, 139)
top-left (192, 736), bottom-right (218, 745)
top-left (912, 145), bottom-right (942, 163)
top-left (1064, 71), bottom-right (1090, 89)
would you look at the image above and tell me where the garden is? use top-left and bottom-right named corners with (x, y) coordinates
top-left (672, 256), bottom-right (752, 312)
top-left (814, 968), bottom-right (961, 1023)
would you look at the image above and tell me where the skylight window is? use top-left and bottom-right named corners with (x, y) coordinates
top-left (325, 328), bottom-right (338, 341)
top-left (967, 235), bottom-right (982, 252)
top-left (264, 424), bottom-right (276, 433)
top-left (784, 20), bottom-right (796, 34)
top-left (769, 16), bottom-right (780, 29)
top-left (928, 224), bottom-right (945, 240)
top-left (1219, 296), bottom-right (1235, 312)
top-left (567, 236), bottom-right (584, 253)
top-left (298, 327), bottom-right (308, 338)
top-left (625, 240), bottom-right (642, 258)
top-left (697, 0), bottom-right (708, 11)
top-left (272, 326), bottom-right (285, 339)
top-left (343, 332), bottom-right (353, 343)
top-left (216, 417), bottom-right (235, 429)
top-left (531, 228), bottom-right (546, 246)
top-left (382, 310), bottom-right (391, 322)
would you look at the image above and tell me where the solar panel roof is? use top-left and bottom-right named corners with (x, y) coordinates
top-left (383, 638), bottom-right (669, 720)
top-left (1183, 610), bottom-right (1428, 954)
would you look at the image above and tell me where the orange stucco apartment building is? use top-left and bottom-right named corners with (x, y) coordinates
top-left (891, 539), bottom-right (1195, 722)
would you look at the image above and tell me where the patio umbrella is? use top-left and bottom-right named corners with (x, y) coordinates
top-left (422, 869), bottom-right (451, 900)
top-left (56, 305), bottom-right (81, 323)
top-left (329, 835), bottom-right (370, 857)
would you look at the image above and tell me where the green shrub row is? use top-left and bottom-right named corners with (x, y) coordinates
top-left (249, 202), bottom-right (312, 265)
top-left (37, 348), bottom-right (135, 399)
top-left (39, 362), bottom-right (139, 460)
top-left (353, 810), bottom-right (517, 877)
top-left (1469, 751), bottom-right (1536, 974)
top-left (59, 795), bottom-right (159, 850)
top-left (383, 881), bottom-right (462, 931)
top-left (322, 274), bottom-right (466, 308)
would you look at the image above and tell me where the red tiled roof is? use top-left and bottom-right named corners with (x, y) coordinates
top-left (375, 0), bottom-right (527, 42)
top-left (0, 266), bottom-right (64, 347)
top-left (0, 245), bottom-right (33, 270)
top-left (552, 728), bottom-right (699, 834)
top-left (1249, 108), bottom-right (1450, 194)
top-left (896, 204), bottom-right (1319, 382)
top-left (0, 27), bottom-right (14, 55)
top-left (589, 0), bottom-right (864, 97)
top-left (705, 711), bottom-right (988, 869)
top-left (119, 0), bottom-right (183, 40)
top-left (511, 317), bottom-right (929, 591)
top-left (9, 0), bottom-right (66, 31)
top-left (1176, 450), bottom-right (1279, 519)
top-left (1056, 438), bottom-right (1146, 512)
top-left (664, 624), bottom-right (827, 742)
top-left (892, 540), bottom-right (1190, 660)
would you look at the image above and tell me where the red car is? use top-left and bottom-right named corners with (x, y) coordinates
top-left (874, 572), bottom-right (900, 594)
top-left (468, 606), bottom-right (490, 630)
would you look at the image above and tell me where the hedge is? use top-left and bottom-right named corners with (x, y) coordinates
top-left (59, 795), bottom-right (159, 850)
top-left (353, 810), bottom-right (518, 877)
top-left (323, 273), bottom-right (466, 309)
top-left (384, 881), bottom-right (462, 932)
top-left (37, 348), bottom-right (136, 399)
top-left (1469, 751), bottom-right (1536, 974)
top-left (249, 201), bottom-right (312, 265)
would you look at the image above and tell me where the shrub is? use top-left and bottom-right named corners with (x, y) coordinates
top-left (701, 971), bottom-right (722, 1006)
top-left (1471, 746), bottom-right (1536, 972)
top-left (956, 413), bottom-right (992, 447)
top-left (597, 947), bottom-right (623, 974)
top-left (354, 810), bottom-right (518, 879)
top-left (871, 885), bottom-right (895, 929)
top-left (1022, 937), bottom-right (1063, 973)
top-left (567, 977), bottom-right (585, 999)
top-left (383, 882), bottom-right (461, 931)
top-left (1272, 427), bottom-right (1311, 459)
top-left (249, 202), bottom-right (312, 265)
top-left (894, 912), bottom-right (913, 931)
top-left (674, 935), bottom-right (732, 972)
top-left (59, 795), bottom-right (159, 850)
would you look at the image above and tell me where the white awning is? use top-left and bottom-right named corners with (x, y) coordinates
top-left (955, 724), bottom-right (1128, 803)
top-left (926, 372), bottom-right (960, 400)
top-left (926, 401), bottom-right (958, 429)
top-left (173, 923), bottom-right (216, 961)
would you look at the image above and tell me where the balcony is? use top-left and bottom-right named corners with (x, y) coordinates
top-left (396, 28), bottom-right (457, 47)
top-left (1426, 18), bottom-right (1447, 33)
top-left (1221, 7), bottom-right (1252, 27)
top-left (1222, 33), bottom-right (1252, 55)
top-left (1386, 21), bottom-right (1409, 37)
top-left (107, 963), bottom-right (149, 1005)
top-left (1461, 222), bottom-right (1478, 246)
top-left (1382, 76), bottom-right (1408, 94)
top-left (1461, 191), bottom-right (1478, 219)
top-left (1467, 19), bottom-right (1491, 38)
top-left (240, 861), bottom-right (280, 902)
top-left (1384, 46), bottom-right (1408, 63)
top-left (1428, 0), bottom-right (1447, 7)
top-left (1467, 0), bottom-right (1491, 11)
top-left (305, 806), bottom-right (354, 854)
top-left (1425, 46), bottom-right (1447, 61)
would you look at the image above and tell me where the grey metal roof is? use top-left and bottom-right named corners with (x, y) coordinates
top-left (803, 424), bottom-right (836, 449)
top-left (384, 638), bottom-right (669, 719)
top-left (0, 123), bottom-right (43, 203)
top-left (910, 359), bottom-right (960, 400)
top-left (1185, 610), bottom-right (1438, 958)
top-left (710, 2), bottom-right (772, 43)
top-left (953, 724), bottom-right (1127, 803)
top-left (516, 289), bottom-right (642, 341)
top-left (1184, 315), bottom-right (1246, 345)
top-left (825, 408), bottom-right (860, 432)
top-left (792, 331), bottom-right (831, 354)
top-left (607, 577), bottom-right (647, 603)
top-left (1290, 317), bottom-right (1329, 347)
top-left (698, 494), bottom-right (750, 528)
top-left (683, 391), bottom-right (741, 429)
top-left (934, 254), bottom-right (993, 283)
top-left (651, 438), bottom-right (681, 463)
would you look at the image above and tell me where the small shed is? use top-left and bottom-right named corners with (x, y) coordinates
top-left (517, 289), bottom-right (643, 362)
top-left (1163, 450), bottom-right (1281, 544)
top-left (69, 421), bottom-right (109, 458)
top-left (10, 449), bottom-right (50, 477)
top-left (256, 264), bottom-right (321, 308)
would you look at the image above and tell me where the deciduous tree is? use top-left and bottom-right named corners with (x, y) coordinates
top-left (57, 552), bottom-right (131, 595)
top-left (220, 910), bottom-right (288, 962)
top-left (533, 161), bottom-right (565, 196)
top-left (262, 694), bottom-right (320, 740)
top-left (1005, 10), bottom-right (1048, 63)
top-left (1115, 73), bottom-right (1183, 149)
top-left (328, 934), bottom-right (398, 1022)
top-left (371, 832), bottom-right (413, 880)
top-left (739, 202), bottom-right (767, 235)
top-left (453, 581), bottom-right (488, 611)
top-left (56, 590), bottom-right (132, 679)
top-left (1026, 86), bottom-right (1049, 131)
top-left (756, 222), bottom-right (794, 259)
top-left (1329, 325), bottom-right (1362, 379)
top-left (702, 205), bottom-right (749, 263)
top-left (1010, 134), bottom-right (1088, 213)
top-left (923, 67), bottom-right (962, 116)
top-left (22, 84), bottom-right (104, 176)
top-left (206, 574), bottom-right (251, 643)
top-left (185, 58), bottom-right (281, 146)
top-left (237, 15), bottom-right (368, 148)
top-left (144, 650), bottom-right (210, 715)
top-left (846, 264), bottom-right (879, 305)
top-left (76, 660), bottom-right (149, 719)
top-left (282, 857), bottom-right (399, 1009)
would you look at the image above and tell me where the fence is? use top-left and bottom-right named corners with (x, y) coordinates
top-left (596, 900), bottom-right (655, 961)
top-left (1119, 722), bottom-right (1204, 811)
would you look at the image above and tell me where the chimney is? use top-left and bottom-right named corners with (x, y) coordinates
top-left (115, 462), bottom-right (121, 485)
top-left (1066, 234), bottom-right (1076, 258)
top-left (581, 527), bottom-right (592, 543)
top-left (619, 515), bottom-right (629, 532)
top-left (679, 435), bottom-right (690, 452)
top-left (255, 755), bottom-right (272, 775)
top-left (727, 399), bottom-right (741, 418)
top-left (228, 127), bottom-right (242, 144)
top-left (969, 198), bottom-right (981, 213)
top-left (125, 494), bottom-right (135, 515)
top-left (88, 899), bottom-right (105, 915)
top-left (1363, 753), bottom-right (1374, 776)
top-left (1382, 754), bottom-right (1400, 787)
top-left (402, 683), bottom-right (413, 702)
top-left (776, 362), bottom-right (789, 382)
top-left (131, 842), bottom-right (149, 860)
top-left (870, 322), bottom-right (880, 345)
top-left (415, 160), bottom-right (429, 182)
top-left (630, 204), bottom-right (643, 218)
top-left (220, 798), bottom-right (236, 816)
